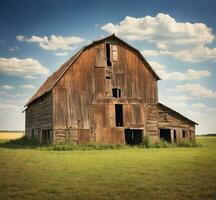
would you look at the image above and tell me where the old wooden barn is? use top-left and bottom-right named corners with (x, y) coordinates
top-left (25, 34), bottom-right (197, 144)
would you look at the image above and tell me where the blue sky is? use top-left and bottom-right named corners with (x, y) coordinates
top-left (0, 0), bottom-right (216, 133)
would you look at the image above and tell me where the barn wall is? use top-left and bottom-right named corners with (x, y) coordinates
top-left (25, 93), bottom-right (53, 142)
top-left (157, 106), bottom-right (195, 142)
top-left (52, 46), bottom-right (95, 143)
top-left (92, 39), bottom-right (159, 144)
top-left (26, 36), bottom-right (197, 145)
top-left (52, 38), bottom-right (160, 144)
top-left (94, 39), bottom-right (158, 104)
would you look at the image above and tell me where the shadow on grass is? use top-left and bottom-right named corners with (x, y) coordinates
top-left (0, 137), bottom-right (45, 150)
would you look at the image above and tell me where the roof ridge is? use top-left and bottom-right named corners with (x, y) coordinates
top-left (26, 34), bottom-right (160, 106)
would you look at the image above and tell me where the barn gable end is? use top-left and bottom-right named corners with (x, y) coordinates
top-left (25, 34), bottom-right (197, 144)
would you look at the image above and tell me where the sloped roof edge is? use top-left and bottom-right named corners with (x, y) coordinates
top-left (26, 34), bottom-right (160, 106)
top-left (158, 102), bottom-right (198, 125)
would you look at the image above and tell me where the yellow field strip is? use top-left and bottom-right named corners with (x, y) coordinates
top-left (0, 132), bottom-right (25, 140)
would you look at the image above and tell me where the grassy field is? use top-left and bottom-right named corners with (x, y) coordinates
top-left (0, 131), bottom-right (24, 140)
top-left (0, 137), bottom-right (215, 200)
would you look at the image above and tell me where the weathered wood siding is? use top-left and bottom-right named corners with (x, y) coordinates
top-left (52, 46), bottom-right (95, 143)
top-left (26, 36), bottom-right (197, 145)
top-left (146, 104), bottom-right (159, 142)
top-left (25, 93), bottom-right (53, 141)
top-left (158, 105), bottom-right (195, 142)
top-left (52, 38), bottom-right (159, 144)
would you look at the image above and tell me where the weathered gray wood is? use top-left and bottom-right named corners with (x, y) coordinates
top-left (26, 35), bottom-right (196, 144)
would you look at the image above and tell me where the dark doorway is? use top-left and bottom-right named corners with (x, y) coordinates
top-left (174, 130), bottom-right (177, 143)
top-left (115, 104), bottom-right (123, 127)
top-left (125, 129), bottom-right (143, 145)
top-left (112, 88), bottom-right (121, 98)
top-left (106, 43), bottom-right (112, 67)
top-left (160, 129), bottom-right (171, 143)
top-left (42, 130), bottom-right (52, 144)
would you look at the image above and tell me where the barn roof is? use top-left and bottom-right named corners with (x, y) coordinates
top-left (26, 34), bottom-right (160, 106)
top-left (158, 103), bottom-right (198, 125)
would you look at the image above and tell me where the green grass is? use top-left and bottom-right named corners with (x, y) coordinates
top-left (0, 137), bottom-right (215, 200)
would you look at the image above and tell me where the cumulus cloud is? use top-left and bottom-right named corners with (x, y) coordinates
top-left (17, 35), bottom-right (84, 51)
top-left (149, 61), bottom-right (210, 80)
top-left (102, 13), bottom-right (216, 62)
top-left (55, 52), bottom-right (69, 56)
top-left (192, 103), bottom-right (207, 109)
top-left (0, 91), bottom-right (27, 98)
top-left (0, 57), bottom-right (49, 79)
top-left (20, 84), bottom-right (35, 89)
top-left (142, 47), bottom-right (216, 62)
top-left (176, 83), bottom-right (216, 98)
top-left (159, 94), bottom-right (193, 108)
top-left (0, 85), bottom-right (14, 90)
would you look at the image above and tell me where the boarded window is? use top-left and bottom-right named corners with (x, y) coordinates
top-left (95, 47), bottom-right (104, 67)
top-left (112, 44), bottom-right (118, 61)
top-left (106, 43), bottom-right (112, 67)
top-left (115, 104), bottom-right (124, 127)
top-left (112, 88), bottom-right (121, 98)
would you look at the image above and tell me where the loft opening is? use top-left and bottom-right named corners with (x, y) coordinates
top-left (115, 104), bottom-right (123, 127)
top-left (160, 129), bottom-right (171, 143)
top-left (106, 43), bottom-right (112, 67)
top-left (112, 88), bottom-right (121, 98)
top-left (125, 129), bottom-right (143, 145)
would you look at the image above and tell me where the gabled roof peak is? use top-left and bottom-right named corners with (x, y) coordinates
top-left (26, 34), bottom-right (160, 106)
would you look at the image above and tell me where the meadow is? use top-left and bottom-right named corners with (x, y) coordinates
top-left (0, 137), bottom-right (215, 200)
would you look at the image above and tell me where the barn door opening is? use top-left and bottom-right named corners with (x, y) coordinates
top-left (160, 129), bottom-right (171, 143)
top-left (125, 129), bottom-right (143, 145)
top-left (42, 130), bottom-right (52, 144)
top-left (174, 130), bottom-right (177, 143)
top-left (115, 104), bottom-right (123, 127)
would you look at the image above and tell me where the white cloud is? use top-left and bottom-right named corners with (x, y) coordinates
top-left (55, 52), bottom-right (69, 56)
top-left (20, 84), bottom-right (35, 89)
top-left (16, 35), bottom-right (24, 41)
top-left (0, 57), bottom-right (49, 79)
top-left (9, 46), bottom-right (20, 51)
top-left (176, 83), bottom-right (216, 98)
top-left (143, 47), bottom-right (216, 62)
top-left (149, 61), bottom-right (210, 80)
top-left (191, 103), bottom-right (207, 109)
top-left (0, 91), bottom-right (27, 98)
top-left (0, 85), bottom-right (14, 90)
top-left (102, 13), bottom-right (216, 62)
top-left (168, 95), bottom-right (193, 102)
top-left (142, 50), bottom-right (160, 57)
top-left (159, 94), bottom-right (193, 108)
top-left (17, 35), bottom-right (84, 51)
